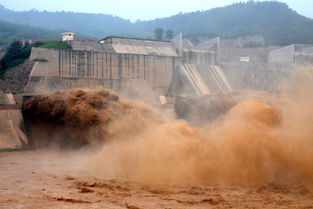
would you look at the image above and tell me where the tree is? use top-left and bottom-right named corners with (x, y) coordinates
top-left (165, 30), bottom-right (174, 39)
top-left (154, 28), bottom-right (164, 40)
top-left (0, 40), bottom-right (23, 70)
top-left (0, 40), bottom-right (44, 78)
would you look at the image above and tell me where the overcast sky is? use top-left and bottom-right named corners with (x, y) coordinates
top-left (0, 0), bottom-right (312, 21)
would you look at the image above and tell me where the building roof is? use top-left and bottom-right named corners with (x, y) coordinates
top-left (101, 36), bottom-right (178, 57)
top-left (101, 36), bottom-right (170, 43)
top-left (62, 32), bottom-right (75, 35)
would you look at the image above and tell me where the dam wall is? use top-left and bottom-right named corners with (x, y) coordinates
top-left (268, 45), bottom-right (295, 64)
top-left (27, 48), bottom-right (178, 101)
top-left (26, 43), bottom-right (296, 105)
top-left (168, 50), bottom-right (233, 97)
top-left (221, 63), bottom-right (293, 93)
top-left (182, 50), bottom-right (217, 65)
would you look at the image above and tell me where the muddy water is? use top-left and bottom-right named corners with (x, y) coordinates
top-left (1, 150), bottom-right (313, 209)
top-left (22, 88), bottom-right (162, 148)
top-left (20, 82), bottom-right (313, 193)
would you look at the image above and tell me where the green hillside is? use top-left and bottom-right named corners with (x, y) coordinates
top-left (136, 1), bottom-right (313, 45)
top-left (0, 4), bottom-right (135, 39)
top-left (0, 1), bottom-right (313, 45)
top-left (0, 20), bottom-right (62, 46)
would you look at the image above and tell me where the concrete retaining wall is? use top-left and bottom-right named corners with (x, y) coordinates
top-left (182, 50), bottom-right (216, 65)
top-left (28, 48), bottom-right (177, 96)
top-left (268, 45), bottom-right (295, 64)
top-left (221, 64), bottom-right (293, 92)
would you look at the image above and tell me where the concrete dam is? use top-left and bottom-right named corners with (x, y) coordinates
top-left (2, 34), bottom-right (312, 150)
top-left (24, 35), bottom-right (295, 107)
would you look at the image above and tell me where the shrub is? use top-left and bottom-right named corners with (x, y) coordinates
top-left (41, 41), bottom-right (72, 49)
top-left (0, 40), bottom-right (45, 78)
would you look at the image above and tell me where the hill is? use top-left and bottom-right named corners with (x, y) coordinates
top-left (0, 1), bottom-right (313, 45)
top-left (0, 4), bottom-right (136, 39)
top-left (0, 19), bottom-right (62, 46)
top-left (137, 1), bottom-right (313, 45)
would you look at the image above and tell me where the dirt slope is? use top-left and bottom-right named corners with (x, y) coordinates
top-left (0, 60), bottom-right (34, 94)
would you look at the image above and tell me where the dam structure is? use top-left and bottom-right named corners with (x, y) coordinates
top-left (25, 36), bottom-right (218, 106)
top-left (1, 34), bottom-right (313, 149)
top-left (25, 34), bottom-right (312, 106)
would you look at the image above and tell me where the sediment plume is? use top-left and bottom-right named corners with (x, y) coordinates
top-left (22, 81), bottom-right (313, 191)
top-left (22, 88), bottom-right (162, 148)
top-left (226, 100), bottom-right (282, 127)
top-left (90, 82), bottom-right (313, 190)
top-left (174, 90), bottom-right (285, 124)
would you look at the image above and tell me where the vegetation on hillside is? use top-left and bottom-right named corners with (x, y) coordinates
top-left (0, 20), bottom-right (62, 46)
top-left (0, 4), bottom-right (134, 39)
top-left (154, 28), bottom-right (164, 40)
top-left (0, 1), bottom-right (313, 45)
top-left (41, 41), bottom-right (72, 49)
top-left (0, 40), bottom-right (71, 78)
top-left (0, 40), bottom-right (45, 78)
top-left (153, 28), bottom-right (174, 40)
top-left (165, 30), bottom-right (174, 40)
top-left (137, 1), bottom-right (313, 45)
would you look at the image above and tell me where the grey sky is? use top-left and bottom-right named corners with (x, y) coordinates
top-left (0, 0), bottom-right (312, 21)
